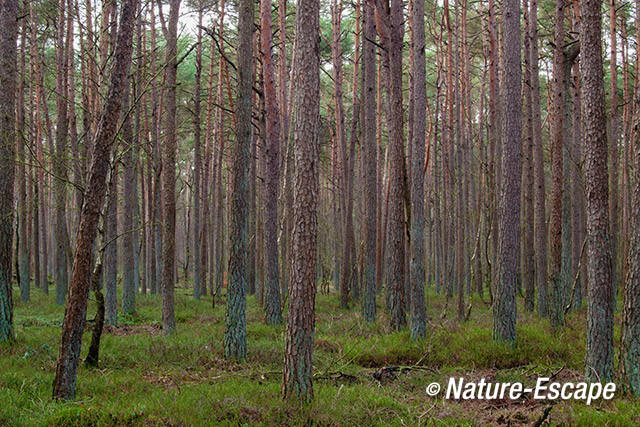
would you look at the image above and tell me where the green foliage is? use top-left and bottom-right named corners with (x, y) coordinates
top-left (1, 286), bottom-right (638, 425)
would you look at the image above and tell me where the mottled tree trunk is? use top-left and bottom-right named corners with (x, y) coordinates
top-left (409, 0), bottom-right (426, 338)
top-left (609, 0), bottom-right (620, 293)
top-left (487, 0), bottom-right (499, 301)
top-left (224, 0), bottom-right (253, 359)
top-left (261, 0), bottom-right (282, 324)
top-left (0, 0), bottom-right (18, 343)
top-left (581, 0), bottom-right (614, 382)
top-left (361, 0), bottom-right (377, 322)
top-left (160, 0), bottom-right (181, 335)
top-left (621, 0), bottom-right (640, 390)
top-left (282, 0), bottom-right (319, 401)
top-left (493, 0), bottom-right (521, 343)
top-left (549, 0), bottom-right (565, 328)
top-left (381, 0), bottom-right (407, 331)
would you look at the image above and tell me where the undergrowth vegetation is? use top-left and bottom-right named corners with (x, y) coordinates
top-left (1, 284), bottom-right (638, 426)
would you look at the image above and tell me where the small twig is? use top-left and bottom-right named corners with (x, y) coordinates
top-left (564, 237), bottom-right (588, 314)
top-left (532, 405), bottom-right (553, 427)
top-left (418, 401), bottom-right (437, 421)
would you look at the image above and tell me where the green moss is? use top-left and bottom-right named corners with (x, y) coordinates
top-left (1, 286), bottom-right (636, 425)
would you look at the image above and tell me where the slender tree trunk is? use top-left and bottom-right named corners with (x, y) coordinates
top-left (530, 0), bottom-right (548, 316)
top-left (104, 163), bottom-right (118, 326)
top-left (522, 0), bottom-right (535, 312)
top-left (347, 0), bottom-right (360, 302)
top-left (380, 0), bottom-right (407, 330)
top-left (122, 82), bottom-right (136, 315)
top-left (225, 0), bottom-right (253, 358)
top-left (29, 1), bottom-right (43, 293)
top-left (213, 0), bottom-right (227, 306)
top-left (409, 0), bottom-right (426, 338)
top-left (150, 3), bottom-right (162, 296)
top-left (375, 54), bottom-right (384, 295)
top-left (192, 5), bottom-right (203, 300)
top-left (35, 32), bottom-right (49, 295)
top-left (487, 0), bottom-right (500, 301)
top-left (54, 0), bottom-right (70, 306)
top-left (331, 0), bottom-right (350, 307)
top-left (361, 0), bottom-right (377, 322)
top-left (201, 33), bottom-right (216, 299)
top-left (261, 0), bottom-right (283, 324)
top-left (134, 12), bottom-right (144, 295)
top-left (621, 11), bottom-right (631, 287)
top-left (609, 0), bottom-right (620, 293)
top-left (160, 0), bottom-right (181, 335)
top-left (17, 21), bottom-right (29, 303)
top-left (621, 0), bottom-right (640, 391)
top-left (549, 0), bottom-right (565, 328)
top-left (52, 0), bottom-right (137, 398)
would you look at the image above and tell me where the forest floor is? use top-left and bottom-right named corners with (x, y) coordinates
top-left (1, 283), bottom-right (639, 426)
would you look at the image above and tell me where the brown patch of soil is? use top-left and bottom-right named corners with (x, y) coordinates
top-left (103, 323), bottom-right (162, 336)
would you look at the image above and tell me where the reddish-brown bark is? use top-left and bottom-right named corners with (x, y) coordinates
top-left (52, 0), bottom-right (138, 399)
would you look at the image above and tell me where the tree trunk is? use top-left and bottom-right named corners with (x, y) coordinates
top-left (54, 0), bottom-right (70, 306)
top-left (17, 21), bottom-right (29, 303)
top-left (122, 82), bottom-right (137, 315)
top-left (493, 0), bottom-right (522, 343)
top-left (261, 0), bottom-right (283, 324)
top-left (621, 0), bottom-right (640, 391)
top-left (0, 0), bottom-right (18, 343)
top-left (530, 0), bottom-right (548, 316)
top-left (361, 0), bottom-right (377, 322)
top-left (380, 0), bottom-right (407, 331)
top-left (52, 0), bottom-right (137, 398)
top-left (282, 0), bottom-right (320, 401)
top-left (104, 163), bottom-right (118, 326)
top-left (409, 0), bottom-right (426, 338)
top-left (85, 263), bottom-right (105, 368)
top-left (160, 0), bottom-right (181, 335)
top-left (193, 5), bottom-right (203, 300)
top-left (522, 0), bottom-right (535, 312)
top-left (549, 0), bottom-right (565, 328)
top-left (213, 0), bottom-right (227, 306)
top-left (224, 0), bottom-right (253, 358)
top-left (581, 0), bottom-right (614, 383)
top-left (609, 0), bottom-right (620, 292)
